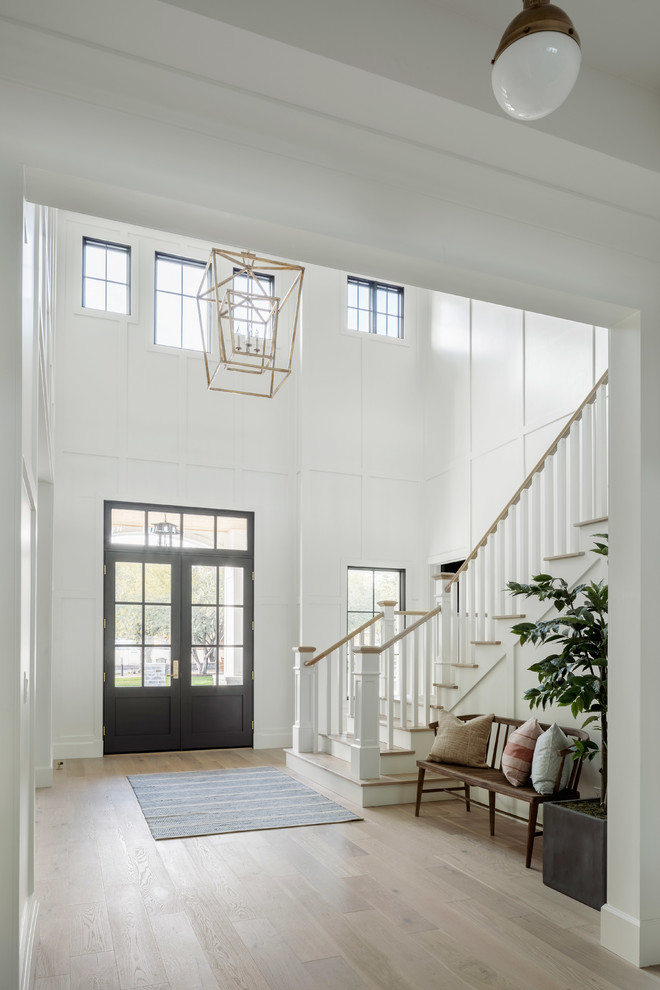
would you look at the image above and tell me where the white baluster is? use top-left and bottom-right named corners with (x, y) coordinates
top-left (569, 420), bottom-right (581, 551)
top-left (459, 572), bottom-right (468, 664)
top-left (595, 384), bottom-right (608, 518)
top-left (292, 646), bottom-right (317, 753)
top-left (495, 521), bottom-right (506, 615)
top-left (386, 645), bottom-right (395, 750)
top-left (348, 640), bottom-right (356, 718)
top-left (530, 474), bottom-right (542, 576)
top-left (544, 460), bottom-right (555, 558)
top-left (486, 539), bottom-right (495, 640)
top-left (477, 546), bottom-right (486, 641)
top-left (581, 404), bottom-right (593, 521)
top-left (507, 502), bottom-right (518, 587)
top-left (518, 487), bottom-right (529, 583)
top-left (556, 437), bottom-right (567, 555)
top-left (411, 628), bottom-right (420, 727)
top-left (399, 632), bottom-right (408, 729)
top-left (326, 652), bottom-right (332, 737)
top-left (337, 644), bottom-right (346, 736)
top-left (467, 563), bottom-right (476, 661)
top-left (449, 579), bottom-right (459, 665)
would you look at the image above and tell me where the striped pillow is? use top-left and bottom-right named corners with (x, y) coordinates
top-left (501, 717), bottom-right (542, 786)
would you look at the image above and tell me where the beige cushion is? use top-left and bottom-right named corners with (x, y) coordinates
top-left (531, 723), bottom-right (572, 794)
top-left (501, 717), bottom-right (542, 786)
top-left (427, 711), bottom-right (494, 768)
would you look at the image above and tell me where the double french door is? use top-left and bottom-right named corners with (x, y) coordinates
top-left (103, 504), bottom-right (254, 753)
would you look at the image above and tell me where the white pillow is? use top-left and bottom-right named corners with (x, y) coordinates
top-left (531, 723), bottom-right (572, 795)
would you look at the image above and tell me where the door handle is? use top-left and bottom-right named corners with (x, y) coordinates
top-left (172, 660), bottom-right (179, 680)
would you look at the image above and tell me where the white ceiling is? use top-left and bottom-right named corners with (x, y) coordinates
top-left (162, 0), bottom-right (660, 96)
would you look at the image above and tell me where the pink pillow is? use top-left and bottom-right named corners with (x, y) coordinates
top-left (501, 717), bottom-right (542, 786)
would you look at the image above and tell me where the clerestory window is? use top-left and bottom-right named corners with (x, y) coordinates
top-left (82, 237), bottom-right (131, 314)
top-left (347, 276), bottom-right (404, 338)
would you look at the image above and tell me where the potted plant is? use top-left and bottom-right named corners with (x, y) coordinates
top-left (507, 535), bottom-right (608, 909)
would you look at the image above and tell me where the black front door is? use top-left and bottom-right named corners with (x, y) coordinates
top-left (103, 502), bottom-right (254, 754)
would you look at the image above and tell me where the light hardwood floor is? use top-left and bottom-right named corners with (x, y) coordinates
top-left (33, 748), bottom-right (660, 990)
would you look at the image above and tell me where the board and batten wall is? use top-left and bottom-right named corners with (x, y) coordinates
top-left (423, 290), bottom-right (608, 569)
top-left (51, 212), bottom-right (425, 757)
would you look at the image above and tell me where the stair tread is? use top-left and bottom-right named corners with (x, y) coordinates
top-left (377, 718), bottom-right (433, 733)
top-left (492, 614), bottom-right (526, 620)
top-left (544, 551), bottom-right (585, 560)
top-left (452, 663), bottom-right (479, 668)
top-left (574, 516), bottom-right (608, 527)
top-left (323, 732), bottom-right (414, 755)
top-left (432, 683), bottom-right (458, 689)
top-left (469, 640), bottom-right (501, 646)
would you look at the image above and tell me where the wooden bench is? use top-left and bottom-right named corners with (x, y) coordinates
top-left (415, 715), bottom-right (590, 868)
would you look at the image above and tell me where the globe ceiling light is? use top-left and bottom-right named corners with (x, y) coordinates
top-left (491, 0), bottom-right (581, 121)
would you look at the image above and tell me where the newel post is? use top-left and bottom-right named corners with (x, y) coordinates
top-left (351, 646), bottom-right (382, 780)
top-left (433, 573), bottom-right (454, 684)
top-left (292, 647), bottom-right (317, 753)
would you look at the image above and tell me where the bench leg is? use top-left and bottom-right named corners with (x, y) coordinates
top-left (415, 767), bottom-right (426, 817)
top-left (526, 803), bottom-right (539, 868)
top-left (464, 784), bottom-right (471, 813)
top-left (488, 791), bottom-right (496, 836)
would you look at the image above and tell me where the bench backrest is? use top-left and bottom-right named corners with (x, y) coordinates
top-left (429, 714), bottom-right (590, 791)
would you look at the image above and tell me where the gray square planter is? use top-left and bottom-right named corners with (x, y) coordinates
top-left (542, 798), bottom-right (607, 910)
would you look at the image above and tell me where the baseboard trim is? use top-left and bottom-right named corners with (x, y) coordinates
top-left (601, 904), bottom-right (660, 968)
top-left (35, 765), bottom-right (53, 788)
top-left (20, 894), bottom-right (39, 990)
top-left (253, 729), bottom-right (292, 750)
top-left (53, 739), bottom-right (103, 759)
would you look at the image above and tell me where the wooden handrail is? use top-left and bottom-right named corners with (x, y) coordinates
top-left (446, 370), bottom-right (608, 589)
top-left (303, 612), bottom-right (384, 666)
top-left (357, 604), bottom-right (442, 655)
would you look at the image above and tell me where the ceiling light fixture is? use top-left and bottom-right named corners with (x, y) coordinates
top-left (197, 249), bottom-right (304, 399)
top-left (491, 0), bottom-right (581, 121)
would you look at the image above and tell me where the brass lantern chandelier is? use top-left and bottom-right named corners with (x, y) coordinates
top-left (197, 248), bottom-right (304, 398)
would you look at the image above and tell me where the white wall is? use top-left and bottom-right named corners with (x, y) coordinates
top-left (51, 213), bottom-right (424, 755)
top-left (424, 291), bottom-right (608, 568)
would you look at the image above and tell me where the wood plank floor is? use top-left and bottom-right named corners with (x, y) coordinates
top-left (33, 748), bottom-right (660, 990)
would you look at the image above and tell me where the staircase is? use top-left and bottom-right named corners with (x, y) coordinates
top-left (286, 372), bottom-right (609, 807)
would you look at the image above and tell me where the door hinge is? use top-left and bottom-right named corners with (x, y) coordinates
top-left (252, 670), bottom-right (254, 681)
top-left (252, 571), bottom-right (254, 582)
top-left (103, 617), bottom-right (106, 629)
top-left (251, 620), bottom-right (254, 631)
top-left (251, 720), bottom-right (254, 731)
top-left (102, 725), bottom-right (105, 737)
top-left (103, 564), bottom-right (107, 576)
top-left (103, 671), bottom-right (106, 683)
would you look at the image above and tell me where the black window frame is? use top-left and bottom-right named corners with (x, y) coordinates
top-left (104, 499), bottom-right (254, 556)
top-left (347, 275), bottom-right (404, 339)
top-left (82, 236), bottom-right (131, 315)
top-left (346, 565), bottom-right (406, 635)
top-left (154, 251), bottom-right (209, 351)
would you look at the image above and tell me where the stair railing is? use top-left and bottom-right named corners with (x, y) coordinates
top-left (292, 611), bottom-right (383, 761)
top-left (292, 370), bottom-right (607, 779)
top-left (442, 370), bottom-right (608, 668)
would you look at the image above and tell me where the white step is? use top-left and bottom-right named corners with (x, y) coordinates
top-left (285, 749), bottom-right (445, 808)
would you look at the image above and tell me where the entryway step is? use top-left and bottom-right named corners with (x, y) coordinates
top-left (284, 749), bottom-right (424, 807)
top-left (324, 733), bottom-right (414, 757)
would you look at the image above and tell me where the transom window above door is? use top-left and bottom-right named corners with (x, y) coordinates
top-left (107, 503), bottom-right (251, 552)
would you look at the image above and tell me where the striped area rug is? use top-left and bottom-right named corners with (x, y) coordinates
top-left (127, 765), bottom-right (362, 839)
